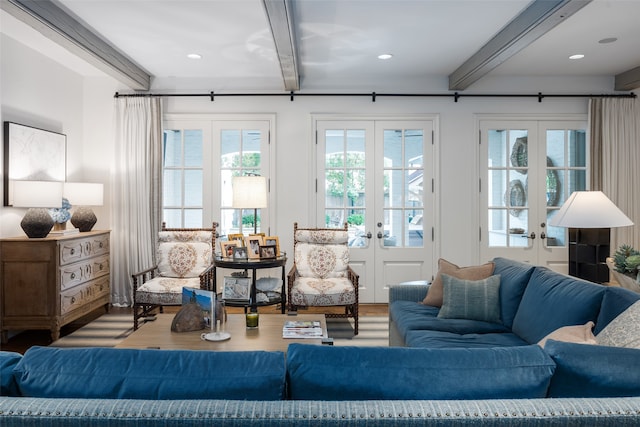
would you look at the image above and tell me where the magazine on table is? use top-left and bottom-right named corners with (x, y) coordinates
top-left (282, 320), bottom-right (323, 339)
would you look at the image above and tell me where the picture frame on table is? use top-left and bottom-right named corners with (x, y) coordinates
top-left (220, 241), bottom-right (239, 258)
top-left (228, 233), bottom-right (245, 245)
top-left (232, 246), bottom-right (248, 260)
top-left (259, 244), bottom-right (277, 259)
top-left (263, 236), bottom-right (280, 255)
top-left (245, 236), bottom-right (263, 259)
top-left (222, 277), bottom-right (251, 302)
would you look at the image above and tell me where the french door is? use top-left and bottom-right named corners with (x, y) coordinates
top-left (479, 119), bottom-right (588, 272)
top-left (315, 118), bottom-right (436, 302)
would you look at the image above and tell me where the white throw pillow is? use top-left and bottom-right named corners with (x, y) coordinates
top-left (538, 321), bottom-right (596, 348)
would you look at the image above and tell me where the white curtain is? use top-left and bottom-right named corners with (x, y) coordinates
top-left (589, 97), bottom-right (640, 251)
top-left (110, 97), bottom-right (163, 306)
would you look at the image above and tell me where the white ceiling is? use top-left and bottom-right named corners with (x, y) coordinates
top-left (3, 0), bottom-right (640, 92)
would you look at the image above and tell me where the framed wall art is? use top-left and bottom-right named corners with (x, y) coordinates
top-left (3, 122), bottom-right (66, 206)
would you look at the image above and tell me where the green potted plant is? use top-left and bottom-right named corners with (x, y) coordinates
top-left (609, 244), bottom-right (640, 292)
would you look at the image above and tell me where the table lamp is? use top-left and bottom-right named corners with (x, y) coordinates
top-left (13, 180), bottom-right (63, 238)
top-left (63, 182), bottom-right (104, 232)
top-left (549, 191), bottom-right (633, 283)
top-left (232, 175), bottom-right (267, 234)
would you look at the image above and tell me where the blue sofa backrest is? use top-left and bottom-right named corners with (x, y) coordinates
top-left (512, 267), bottom-right (606, 344)
top-left (492, 257), bottom-right (536, 328)
top-left (595, 286), bottom-right (640, 334)
top-left (11, 346), bottom-right (286, 400)
top-left (286, 343), bottom-right (555, 400)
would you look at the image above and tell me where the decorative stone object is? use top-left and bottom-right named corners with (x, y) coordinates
top-left (171, 303), bottom-right (206, 332)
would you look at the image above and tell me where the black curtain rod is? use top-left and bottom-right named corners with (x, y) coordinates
top-left (114, 91), bottom-right (636, 103)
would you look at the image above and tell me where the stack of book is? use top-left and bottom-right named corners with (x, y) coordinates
top-left (282, 320), bottom-right (323, 339)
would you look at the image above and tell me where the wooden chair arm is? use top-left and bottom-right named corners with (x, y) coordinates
top-left (347, 266), bottom-right (359, 297)
top-left (199, 263), bottom-right (216, 291)
top-left (287, 264), bottom-right (299, 295)
top-left (131, 266), bottom-right (159, 290)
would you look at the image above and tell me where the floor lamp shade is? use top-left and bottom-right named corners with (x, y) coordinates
top-left (549, 191), bottom-right (633, 228)
top-left (64, 182), bottom-right (104, 232)
top-left (549, 191), bottom-right (633, 283)
top-left (13, 181), bottom-right (64, 238)
top-left (232, 176), bottom-right (267, 233)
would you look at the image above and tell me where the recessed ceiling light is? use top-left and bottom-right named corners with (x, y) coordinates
top-left (187, 53), bottom-right (202, 60)
top-left (598, 37), bottom-right (618, 44)
top-left (377, 53), bottom-right (393, 60)
top-left (569, 54), bottom-right (584, 60)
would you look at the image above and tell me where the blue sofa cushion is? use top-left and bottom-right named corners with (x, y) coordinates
top-left (405, 330), bottom-right (529, 348)
top-left (511, 268), bottom-right (605, 344)
top-left (595, 286), bottom-right (640, 335)
top-left (14, 347), bottom-right (286, 400)
top-left (390, 301), bottom-right (510, 345)
top-left (438, 274), bottom-right (501, 323)
top-left (0, 351), bottom-right (22, 396)
top-left (287, 343), bottom-right (555, 400)
top-left (492, 257), bottom-right (535, 328)
top-left (545, 340), bottom-right (640, 397)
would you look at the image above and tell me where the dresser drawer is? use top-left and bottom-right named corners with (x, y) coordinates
top-left (59, 234), bottom-right (110, 265)
top-left (60, 254), bottom-right (110, 291)
top-left (60, 276), bottom-right (110, 315)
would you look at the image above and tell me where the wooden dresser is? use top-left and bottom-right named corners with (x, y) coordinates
top-left (0, 230), bottom-right (110, 343)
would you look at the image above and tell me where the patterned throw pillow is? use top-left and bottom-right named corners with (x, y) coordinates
top-left (294, 243), bottom-right (349, 279)
top-left (538, 321), bottom-right (597, 348)
top-left (596, 300), bottom-right (640, 348)
top-left (157, 242), bottom-right (212, 278)
top-left (437, 274), bottom-right (501, 324)
top-left (422, 258), bottom-right (495, 307)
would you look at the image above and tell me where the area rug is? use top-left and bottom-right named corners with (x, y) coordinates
top-left (50, 314), bottom-right (134, 348)
top-left (50, 314), bottom-right (389, 348)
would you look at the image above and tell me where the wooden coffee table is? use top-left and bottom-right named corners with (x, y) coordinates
top-left (116, 313), bottom-right (328, 352)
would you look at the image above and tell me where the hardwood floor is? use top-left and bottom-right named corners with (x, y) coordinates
top-left (1, 304), bottom-right (388, 354)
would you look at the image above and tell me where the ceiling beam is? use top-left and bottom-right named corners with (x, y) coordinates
top-left (1, 0), bottom-right (150, 90)
top-left (449, 0), bottom-right (592, 91)
top-left (261, 0), bottom-right (300, 91)
top-left (615, 66), bottom-right (640, 91)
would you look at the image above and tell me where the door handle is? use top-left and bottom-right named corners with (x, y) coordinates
top-left (521, 232), bottom-right (536, 240)
top-left (377, 232), bottom-right (383, 239)
top-left (366, 232), bottom-right (372, 239)
top-left (540, 232), bottom-right (546, 239)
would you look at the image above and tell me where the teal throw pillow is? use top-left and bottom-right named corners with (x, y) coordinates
top-left (438, 274), bottom-right (501, 323)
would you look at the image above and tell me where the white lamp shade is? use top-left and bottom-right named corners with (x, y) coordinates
top-left (549, 191), bottom-right (633, 228)
top-left (63, 182), bottom-right (104, 206)
top-left (12, 181), bottom-right (63, 208)
top-left (232, 176), bottom-right (267, 209)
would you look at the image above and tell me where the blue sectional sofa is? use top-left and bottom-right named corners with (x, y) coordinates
top-left (1, 257), bottom-right (640, 426)
top-left (390, 257), bottom-right (640, 398)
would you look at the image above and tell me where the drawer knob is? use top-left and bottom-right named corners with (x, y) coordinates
top-left (99, 242), bottom-right (103, 248)
top-left (70, 273), bottom-right (76, 280)
top-left (70, 249), bottom-right (75, 255)
top-left (71, 297), bottom-right (76, 304)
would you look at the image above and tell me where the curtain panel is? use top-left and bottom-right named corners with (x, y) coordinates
top-left (110, 97), bottom-right (163, 306)
top-left (589, 97), bottom-right (640, 251)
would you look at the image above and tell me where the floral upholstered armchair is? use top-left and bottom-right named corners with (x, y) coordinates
top-left (287, 222), bottom-right (359, 334)
top-left (132, 223), bottom-right (217, 330)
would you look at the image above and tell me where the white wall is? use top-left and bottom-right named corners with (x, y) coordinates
top-left (2, 29), bottom-right (616, 270)
top-left (0, 34), bottom-right (118, 238)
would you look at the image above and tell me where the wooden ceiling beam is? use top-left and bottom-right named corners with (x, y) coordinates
top-left (449, 0), bottom-right (592, 91)
top-left (1, 0), bottom-right (150, 90)
top-left (262, 0), bottom-right (300, 91)
top-left (615, 66), bottom-right (640, 91)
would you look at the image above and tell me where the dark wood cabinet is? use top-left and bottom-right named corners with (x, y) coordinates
top-left (568, 228), bottom-right (610, 284)
top-left (1, 230), bottom-right (110, 343)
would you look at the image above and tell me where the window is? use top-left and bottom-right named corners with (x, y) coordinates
top-left (162, 129), bottom-right (204, 227)
top-left (162, 116), bottom-right (273, 234)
